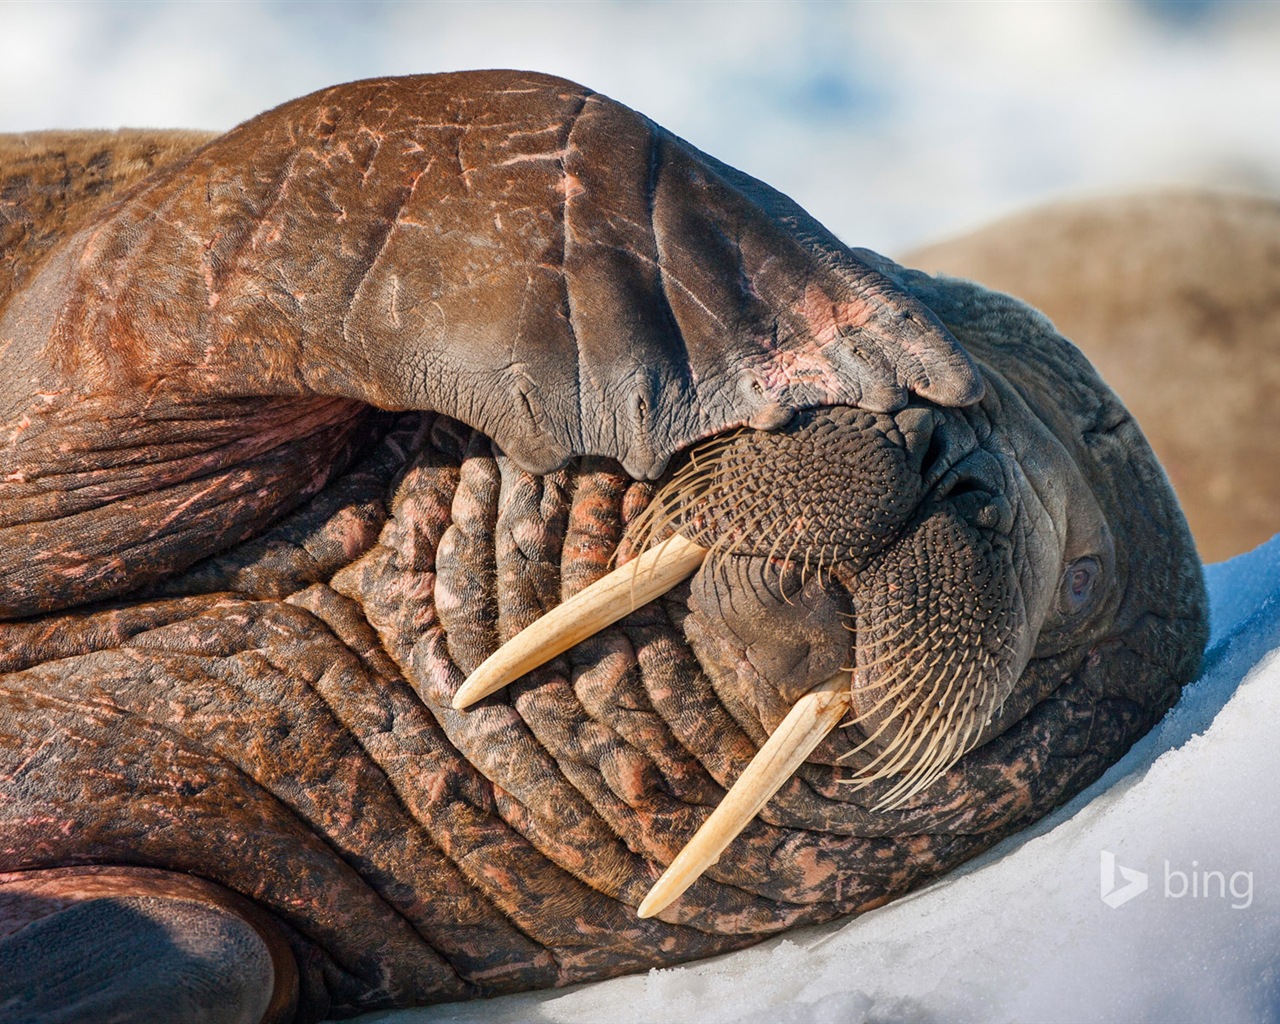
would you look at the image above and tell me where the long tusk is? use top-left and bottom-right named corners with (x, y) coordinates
top-left (636, 671), bottom-right (851, 919)
top-left (452, 532), bottom-right (707, 710)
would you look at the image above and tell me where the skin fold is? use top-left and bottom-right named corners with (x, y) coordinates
top-left (0, 73), bottom-right (1207, 1022)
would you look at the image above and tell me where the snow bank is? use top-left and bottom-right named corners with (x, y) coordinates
top-left (360, 534), bottom-right (1280, 1023)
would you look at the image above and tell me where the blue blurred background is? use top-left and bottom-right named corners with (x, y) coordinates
top-left (2, 0), bottom-right (1278, 253)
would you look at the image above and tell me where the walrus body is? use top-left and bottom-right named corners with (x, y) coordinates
top-left (0, 74), bottom-right (1206, 1022)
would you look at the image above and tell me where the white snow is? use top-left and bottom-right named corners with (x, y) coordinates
top-left (359, 534), bottom-right (1280, 1023)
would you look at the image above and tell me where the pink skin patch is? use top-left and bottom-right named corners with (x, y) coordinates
top-left (801, 282), bottom-right (876, 349)
top-left (751, 284), bottom-right (879, 400)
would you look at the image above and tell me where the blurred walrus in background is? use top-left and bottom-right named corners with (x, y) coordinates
top-left (905, 190), bottom-right (1280, 562)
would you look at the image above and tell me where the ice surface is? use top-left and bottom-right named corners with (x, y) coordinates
top-left (357, 535), bottom-right (1280, 1023)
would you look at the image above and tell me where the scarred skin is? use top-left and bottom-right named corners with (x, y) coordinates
top-left (0, 73), bottom-right (1206, 1022)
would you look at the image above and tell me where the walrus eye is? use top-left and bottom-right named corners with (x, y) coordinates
top-left (1061, 557), bottom-right (1100, 614)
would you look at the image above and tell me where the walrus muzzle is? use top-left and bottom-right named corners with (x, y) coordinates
top-left (454, 401), bottom-right (1038, 917)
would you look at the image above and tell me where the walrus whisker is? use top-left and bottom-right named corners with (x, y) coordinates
top-left (840, 618), bottom-right (1018, 801)
top-left (707, 532), bottom-right (752, 593)
top-left (834, 652), bottom-right (934, 751)
top-left (836, 645), bottom-right (962, 788)
top-left (452, 532), bottom-right (707, 709)
top-left (840, 700), bottom-right (909, 759)
top-left (841, 673), bottom-right (929, 752)
top-left (874, 657), bottom-right (1004, 810)
top-left (853, 642), bottom-right (949, 716)
top-left (627, 432), bottom-right (748, 554)
top-left (928, 662), bottom-right (980, 768)
top-left (850, 712), bottom-right (923, 786)
top-left (855, 620), bottom-right (926, 666)
top-left (636, 671), bottom-right (851, 919)
top-left (893, 708), bottom-right (975, 805)
top-left (690, 471), bottom-right (777, 552)
top-left (841, 660), bottom-right (942, 774)
top-left (879, 660), bottom-right (975, 806)
top-left (817, 543), bottom-right (835, 589)
top-left (874, 712), bottom-right (953, 805)
top-left (711, 471), bottom-right (768, 524)
top-left (842, 615), bottom-right (917, 660)
top-left (775, 532), bottom-right (814, 605)
top-left (763, 529), bottom-right (794, 585)
top-left (627, 491), bottom-right (691, 555)
top-left (858, 649), bottom-right (961, 784)
top-left (946, 679), bottom-right (988, 771)
top-left (713, 470), bottom-right (776, 531)
top-left (902, 658), bottom-right (980, 779)
top-left (964, 670), bottom-right (993, 745)
top-left (625, 505), bottom-right (687, 560)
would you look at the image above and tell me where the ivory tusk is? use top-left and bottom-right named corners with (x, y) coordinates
top-left (452, 532), bottom-right (707, 710)
top-left (636, 671), bottom-right (851, 919)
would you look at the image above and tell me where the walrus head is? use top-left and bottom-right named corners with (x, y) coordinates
top-left (449, 263), bottom-right (1207, 918)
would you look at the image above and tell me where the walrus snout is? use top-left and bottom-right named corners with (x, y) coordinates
top-left (449, 394), bottom-right (1053, 912)
top-left (631, 405), bottom-right (939, 570)
top-left (834, 498), bottom-right (1028, 805)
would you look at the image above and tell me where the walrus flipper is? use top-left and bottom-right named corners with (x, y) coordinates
top-left (0, 895), bottom-right (286, 1024)
top-left (1, 72), bottom-right (982, 479)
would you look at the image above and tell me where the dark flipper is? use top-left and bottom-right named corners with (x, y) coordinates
top-left (0, 894), bottom-right (287, 1024)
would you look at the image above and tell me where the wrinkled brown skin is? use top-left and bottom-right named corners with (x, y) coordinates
top-left (0, 73), bottom-right (1207, 1021)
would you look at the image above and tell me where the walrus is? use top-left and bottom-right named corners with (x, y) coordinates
top-left (904, 190), bottom-right (1280, 562)
top-left (0, 72), bottom-right (1207, 1022)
